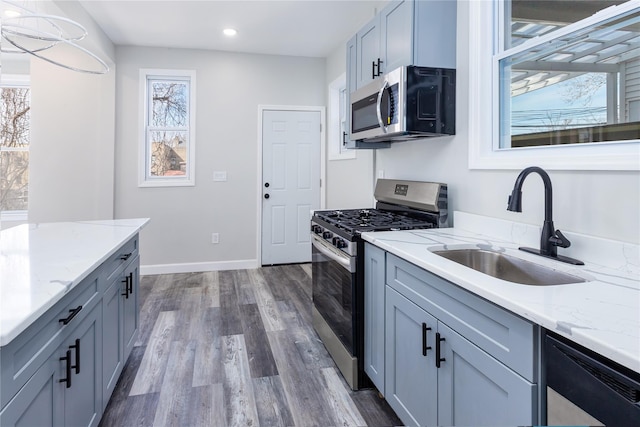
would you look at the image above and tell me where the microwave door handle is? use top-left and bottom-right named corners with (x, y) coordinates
top-left (376, 81), bottom-right (388, 133)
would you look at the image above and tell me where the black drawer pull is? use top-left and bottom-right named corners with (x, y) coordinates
top-left (422, 322), bottom-right (432, 356)
top-left (59, 350), bottom-right (72, 388)
top-left (59, 305), bottom-right (83, 325)
top-left (120, 252), bottom-right (132, 261)
top-left (436, 333), bottom-right (446, 368)
top-left (69, 338), bottom-right (80, 374)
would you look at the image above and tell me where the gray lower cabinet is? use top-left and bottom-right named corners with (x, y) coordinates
top-left (0, 235), bottom-right (140, 427)
top-left (365, 250), bottom-right (539, 426)
top-left (385, 287), bottom-right (536, 426)
top-left (102, 254), bottom-right (139, 410)
top-left (0, 303), bottom-right (102, 427)
top-left (363, 243), bottom-right (386, 392)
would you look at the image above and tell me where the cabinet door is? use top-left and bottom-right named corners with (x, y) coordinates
top-left (385, 287), bottom-right (437, 427)
top-left (122, 256), bottom-right (140, 361)
top-left (364, 243), bottom-right (386, 393)
top-left (102, 274), bottom-right (124, 409)
top-left (356, 16), bottom-right (380, 89)
top-left (436, 322), bottom-right (537, 426)
top-left (379, 0), bottom-right (414, 73)
top-left (0, 356), bottom-right (63, 427)
top-left (62, 303), bottom-right (102, 427)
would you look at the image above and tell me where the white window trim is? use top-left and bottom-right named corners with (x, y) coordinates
top-left (328, 73), bottom-right (356, 160)
top-left (467, 0), bottom-right (640, 171)
top-left (138, 69), bottom-right (196, 187)
top-left (1, 74), bottom-right (30, 221)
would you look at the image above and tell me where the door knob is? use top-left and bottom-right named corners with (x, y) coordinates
top-left (264, 194), bottom-right (270, 199)
top-left (265, 182), bottom-right (270, 188)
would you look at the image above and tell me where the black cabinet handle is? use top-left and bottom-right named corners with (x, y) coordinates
top-left (59, 305), bottom-right (83, 325)
top-left (122, 276), bottom-right (130, 298)
top-left (422, 323), bottom-right (432, 356)
top-left (372, 60), bottom-right (377, 79)
top-left (128, 272), bottom-right (133, 294)
top-left (435, 332), bottom-right (446, 368)
top-left (120, 252), bottom-right (132, 261)
top-left (59, 349), bottom-right (72, 388)
top-left (376, 58), bottom-right (384, 76)
top-left (69, 338), bottom-right (80, 374)
top-left (343, 132), bottom-right (348, 146)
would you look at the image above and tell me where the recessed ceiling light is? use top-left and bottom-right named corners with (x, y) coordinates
top-left (223, 28), bottom-right (237, 37)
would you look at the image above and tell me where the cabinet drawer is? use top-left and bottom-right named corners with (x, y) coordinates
top-left (101, 236), bottom-right (138, 283)
top-left (0, 271), bottom-right (100, 408)
top-left (386, 254), bottom-right (538, 381)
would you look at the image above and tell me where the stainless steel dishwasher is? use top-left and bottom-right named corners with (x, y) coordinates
top-left (545, 331), bottom-right (640, 426)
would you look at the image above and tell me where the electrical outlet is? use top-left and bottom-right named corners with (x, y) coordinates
top-left (211, 233), bottom-right (219, 244)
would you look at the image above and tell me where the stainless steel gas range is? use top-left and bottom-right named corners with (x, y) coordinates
top-left (311, 179), bottom-right (448, 390)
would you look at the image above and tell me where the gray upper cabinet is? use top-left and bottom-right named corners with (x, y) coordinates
top-left (351, 0), bottom-right (457, 91)
top-left (355, 16), bottom-right (382, 90)
top-left (364, 243), bottom-right (386, 393)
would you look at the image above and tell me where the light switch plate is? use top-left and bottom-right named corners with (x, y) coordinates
top-left (213, 171), bottom-right (227, 181)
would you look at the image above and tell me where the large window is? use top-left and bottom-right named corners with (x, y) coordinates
top-left (139, 69), bottom-right (196, 187)
top-left (1, 75), bottom-right (30, 219)
top-left (468, 0), bottom-right (640, 170)
top-left (500, 0), bottom-right (638, 148)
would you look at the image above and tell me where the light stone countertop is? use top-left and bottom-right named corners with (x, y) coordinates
top-left (361, 211), bottom-right (640, 373)
top-left (0, 218), bottom-right (150, 346)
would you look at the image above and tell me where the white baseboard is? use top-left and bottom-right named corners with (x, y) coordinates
top-left (140, 259), bottom-right (260, 276)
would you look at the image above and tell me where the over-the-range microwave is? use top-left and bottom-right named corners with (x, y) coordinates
top-left (350, 65), bottom-right (455, 144)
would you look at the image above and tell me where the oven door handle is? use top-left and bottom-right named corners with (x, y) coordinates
top-left (311, 234), bottom-right (354, 272)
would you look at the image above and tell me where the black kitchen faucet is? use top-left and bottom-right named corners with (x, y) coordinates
top-left (507, 166), bottom-right (584, 265)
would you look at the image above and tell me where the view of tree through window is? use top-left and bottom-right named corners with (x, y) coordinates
top-left (1, 85), bottom-right (30, 212)
top-left (147, 79), bottom-right (189, 177)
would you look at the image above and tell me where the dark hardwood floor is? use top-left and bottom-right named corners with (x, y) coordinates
top-left (99, 264), bottom-right (402, 426)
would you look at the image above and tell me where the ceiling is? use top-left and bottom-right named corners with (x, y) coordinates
top-left (77, 0), bottom-right (386, 58)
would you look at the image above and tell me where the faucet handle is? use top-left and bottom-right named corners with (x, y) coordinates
top-left (550, 229), bottom-right (571, 248)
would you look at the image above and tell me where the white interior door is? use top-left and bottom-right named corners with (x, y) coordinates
top-left (262, 109), bottom-right (321, 265)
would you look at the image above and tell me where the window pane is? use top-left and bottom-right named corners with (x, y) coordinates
top-left (0, 151), bottom-right (29, 211)
top-left (1, 87), bottom-right (30, 148)
top-left (500, 6), bottom-right (640, 148)
top-left (508, 0), bottom-right (627, 49)
top-left (148, 130), bottom-right (188, 177)
top-left (150, 80), bottom-right (188, 127)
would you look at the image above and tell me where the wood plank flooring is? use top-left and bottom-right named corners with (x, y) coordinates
top-left (99, 264), bottom-right (402, 427)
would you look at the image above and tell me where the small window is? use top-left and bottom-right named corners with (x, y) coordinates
top-left (139, 69), bottom-right (196, 187)
top-left (1, 75), bottom-right (30, 220)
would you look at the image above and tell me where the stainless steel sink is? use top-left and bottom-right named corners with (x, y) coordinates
top-left (431, 248), bottom-right (586, 285)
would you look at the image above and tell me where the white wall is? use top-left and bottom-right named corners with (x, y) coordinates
top-left (114, 47), bottom-right (326, 270)
top-left (24, 1), bottom-right (116, 224)
top-left (324, 43), bottom-right (375, 209)
top-left (372, 1), bottom-right (640, 244)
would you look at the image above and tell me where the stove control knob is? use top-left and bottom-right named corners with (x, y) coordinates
top-left (311, 225), bottom-right (322, 234)
top-left (322, 231), bottom-right (332, 239)
top-left (336, 239), bottom-right (347, 249)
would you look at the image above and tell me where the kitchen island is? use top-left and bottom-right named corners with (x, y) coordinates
top-left (1, 218), bottom-right (149, 427)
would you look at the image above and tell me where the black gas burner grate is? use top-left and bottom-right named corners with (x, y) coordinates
top-left (315, 208), bottom-right (436, 234)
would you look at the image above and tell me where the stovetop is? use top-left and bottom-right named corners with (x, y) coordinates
top-left (313, 208), bottom-right (436, 234)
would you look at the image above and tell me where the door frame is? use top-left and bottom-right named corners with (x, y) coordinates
top-left (257, 105), bottom-right (326, 265)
